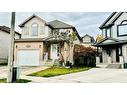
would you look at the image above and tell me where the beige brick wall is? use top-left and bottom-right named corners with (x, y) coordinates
top-left (14, 42), bottom-right (44, 65)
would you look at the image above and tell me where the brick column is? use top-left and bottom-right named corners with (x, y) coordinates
top-left (96, 57), bottom-right (100, 64)
top-left (108, 56), bottom-right (111, 64)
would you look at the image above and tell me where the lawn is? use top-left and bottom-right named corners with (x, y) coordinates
top-left (29, 66), bottom-right (91, 77)
top-left (0, 78), bottom-right (31, 83)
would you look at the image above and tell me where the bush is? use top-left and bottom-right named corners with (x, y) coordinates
top-left (73, 44), bottom-right (96, 67)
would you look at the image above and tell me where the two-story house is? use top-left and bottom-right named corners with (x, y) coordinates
top-left (0, 26), bottom-right (21, 61)
top-left (81, 34), bottom-right (95, 47)
top-left (14, 14), bottom-right (81, 66)
top-left (95, 12), bottom-right (127, 67)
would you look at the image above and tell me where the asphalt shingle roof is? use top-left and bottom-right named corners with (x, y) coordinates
top-left (0, 26), bottom-right (21, 35)
top-left (48, 20), bottom-right (74, 29)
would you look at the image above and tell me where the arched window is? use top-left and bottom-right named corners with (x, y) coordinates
top-left (121, 20), bottom-right (127, 25)
top-left (31, 23), bottom-right (38, 36)
top-left (117, 20), bottom-right (127, 36)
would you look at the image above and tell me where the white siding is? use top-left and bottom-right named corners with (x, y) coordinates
top-left (112, 13), bottom-right (127, 40)
top-left (83, 36), bottom-right (91, 43)
top-left (0, 30), bottom-right (20, 58)
top-left (105, 13), bottom-right (119, 26)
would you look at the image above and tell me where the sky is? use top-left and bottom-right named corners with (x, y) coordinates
top-left (0, 12), bottom-right (111, 38)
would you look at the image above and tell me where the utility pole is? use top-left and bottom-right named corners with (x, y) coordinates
top-left (7, 12), bottom-right (15, 83)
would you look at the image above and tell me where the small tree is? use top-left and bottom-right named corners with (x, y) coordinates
top-left (96, 34), bottom-right (103, 43)
top-left (54, 29), bottom-right (77, 66)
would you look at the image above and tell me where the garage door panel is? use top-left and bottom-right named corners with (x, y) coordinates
top-left (17, 50), bottom-right (40, 66)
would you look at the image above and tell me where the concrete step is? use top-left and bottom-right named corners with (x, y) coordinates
top-left (106, 64), bottom-right (122, 69)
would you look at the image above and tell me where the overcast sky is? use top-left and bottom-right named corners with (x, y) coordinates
top-left (0, 12), bottom-right (111, 38)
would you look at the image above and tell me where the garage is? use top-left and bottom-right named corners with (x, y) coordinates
top-left (17, 50), bottom-right (40, 66)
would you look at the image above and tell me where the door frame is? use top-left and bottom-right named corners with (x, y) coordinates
top-left (50, 44), bottom-right (58, 60)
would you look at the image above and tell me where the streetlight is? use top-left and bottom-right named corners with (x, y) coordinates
top-left (7, 12), bottom-right (15, 83)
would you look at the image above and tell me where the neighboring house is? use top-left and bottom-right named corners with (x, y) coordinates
top-left (81, 34), bottom-right (95, 47)
top-left (95, 12), bottom-right (127, 66)
top-left (0, 26), bottom-right (21, 60)
top-left (14, 14), bottom-right (81, 66)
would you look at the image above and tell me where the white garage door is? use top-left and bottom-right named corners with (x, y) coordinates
top-left (17, 50), bottom-right (40, 66)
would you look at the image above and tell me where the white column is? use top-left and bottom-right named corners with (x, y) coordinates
top-left (120, 56), bottom-right (124, 69)
top-left (108, 56), bottom-right (111, 64)
top-left (96, 57), bottom-right (100, 64)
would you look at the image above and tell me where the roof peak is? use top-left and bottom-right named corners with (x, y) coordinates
top-left (19, 14), bottom-right (47, 27)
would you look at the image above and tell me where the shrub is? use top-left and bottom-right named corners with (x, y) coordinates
top-left (73, 44), bottom-right (96, 67)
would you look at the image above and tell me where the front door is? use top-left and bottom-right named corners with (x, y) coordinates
top-left (116, 48), bottom-right (119, 62)
top-left (116, 46), bottom-right (122, 62)
top-left (51, 44), bottom-right (58, 60)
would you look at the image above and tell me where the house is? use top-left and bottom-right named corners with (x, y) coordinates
top-left (81, 34), bottom-right (95, 47)
top-left (95, 12), bottom-right (127, 67)
top-left (0, 26), bottom-right (21, 61)
top-left (14, 14), bottom-right (81, 66)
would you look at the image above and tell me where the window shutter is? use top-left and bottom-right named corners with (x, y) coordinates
top-left (40, 26), bottom-right (45, 35)
top-left (26, 27), bottom-right (29, 35)
top-left (23, 27), bottom-right (29, 35)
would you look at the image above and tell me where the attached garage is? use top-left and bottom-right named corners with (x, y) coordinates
top-left (17, 50), bottom-right (40, 66)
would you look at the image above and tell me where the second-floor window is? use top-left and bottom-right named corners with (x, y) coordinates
top-left (106, 28), bottom-right (111, 37)
top-left (117, 21), bottom-right (127, 36)
top-left (31, 23), bottom-right (38, 36)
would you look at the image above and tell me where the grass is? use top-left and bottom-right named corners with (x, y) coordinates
top-left (0, 78), bottom-right (31, 83)
top-left (29, 66), bottom-right (91, 77)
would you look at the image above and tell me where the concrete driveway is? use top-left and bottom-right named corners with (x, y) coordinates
top-left (1, 66), bottom-right (127, 83)
top-left (0, 66), bottom-right (48, 79)
top-left (22, 68), bottom-right (127, 83)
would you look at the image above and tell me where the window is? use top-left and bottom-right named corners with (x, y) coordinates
top-left (117, 20), bottom-right (127, 36)
top-left (40, 26), bottom-right (45, 35)
top-left (117, 24), bottom-right (127, 36)
top-left (106, 28), bottom-right (111, 37)
top-left (31, 23), bottom-right (38, 36)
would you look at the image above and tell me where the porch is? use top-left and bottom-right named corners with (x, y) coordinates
top-left (42, 36), bottom-right (70, 66)
top-left (95, 38), bottom-right (126, 68)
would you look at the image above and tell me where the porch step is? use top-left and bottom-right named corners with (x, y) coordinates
top-left (44, 60), bottom-right (54, 66)
top-left (106, 64), bottom-right (122, 69)
top-left (44, 59), bottom-right (60, 66)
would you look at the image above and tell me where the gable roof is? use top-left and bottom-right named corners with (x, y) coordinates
top-left (19, 14), bottom-right (48, 27)
top-left (82, 34), bottom-right (93, 39)
top-left (0, 26), bottom-right (21, 35)
top-left (18, 14), bottom-right (81, 41)
top-left (81, 34), bottom-right (95, 43)
top-left (99, 12), bottom-right (125, 29)
top-left (48, 20), bottom-right (74, 29)
top-left (110, 12), bottom-right (123, 24)
top-left (99, 12), bottom-right (116, 29)
top-left (48, 20), bottom-right (81, 41)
